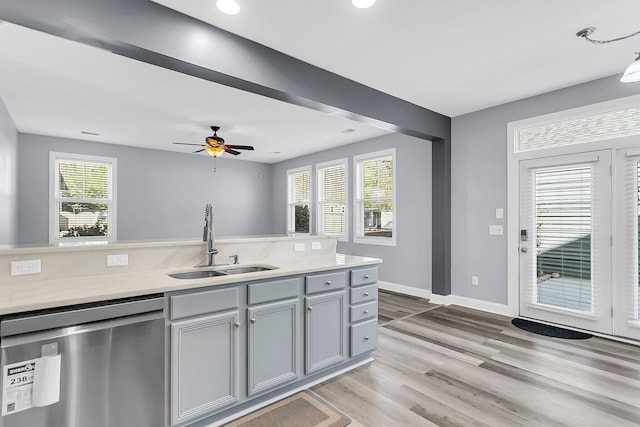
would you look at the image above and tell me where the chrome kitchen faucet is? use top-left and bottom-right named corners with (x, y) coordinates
top-left (204, 203), bottom-right (218, 266)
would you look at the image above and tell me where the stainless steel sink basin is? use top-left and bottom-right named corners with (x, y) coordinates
top-left (168, 270), bottom-right (228, 279)
top-left (168, 265), bottom-right (275, 279)
top-left (218, 266), bottom-right (274, 275)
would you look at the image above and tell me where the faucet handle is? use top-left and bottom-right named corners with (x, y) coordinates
top-left (229, 254), bottom-right (239, 264)
top-left (207, 248), bottom-right (219, 255)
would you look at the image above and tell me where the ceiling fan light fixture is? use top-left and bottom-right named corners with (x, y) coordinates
top-left (352, 0), bottom-right (376, 8)
top-left (205, 146), bottom-right (226, 157)
top-left (620, 53), bottom-right (640, 83)
top-left (216, 0), bottom-right (240, 15)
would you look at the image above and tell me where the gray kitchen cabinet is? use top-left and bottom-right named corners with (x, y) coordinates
top-left (171, 310), bottom-right (240, 426)
top-left (305, 290), bottom-right (348, 374)
top-left (247, 298), bottom-right (300, 396)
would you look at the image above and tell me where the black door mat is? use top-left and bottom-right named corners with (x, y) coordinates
top-left (512, 318), bottom-right (593, 339)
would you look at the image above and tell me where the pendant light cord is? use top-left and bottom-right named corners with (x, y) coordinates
top-left (578, 27), bottom-right (640, 45)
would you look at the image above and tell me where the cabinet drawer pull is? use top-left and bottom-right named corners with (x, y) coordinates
top-left (363, 292), bottom-right (369, 297)
top-left (250, 318), bottom-right (256, 323)
top-left (234, 322), bottom-right (241, 328)
top-left (307, 306), bottom-right (313, 311)
top-left (364, 336), bottom-right (370, 341)
top-left (364, 275), bottom-right (370, 279)
top-left (325, 281), bottom-right (332, 285)
top-left (363, 310), bottom-right (369, 315)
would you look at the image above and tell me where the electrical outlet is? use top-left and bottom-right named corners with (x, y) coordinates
top-left (107, 254), bottom-right (129, 267)
top-left (294, 243), bottom-right (305, 252)
top-left (471, 275), bottom-right (479, 286)
top-left (11, 260), bottom-right (41, 276)
top-left (489, 225), bottom-right (504, 235)
top-left (311, 241), bottom-right (321, 250)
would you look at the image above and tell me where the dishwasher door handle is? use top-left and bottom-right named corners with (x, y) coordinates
top-left (1, 311), bottom-right (164, 348)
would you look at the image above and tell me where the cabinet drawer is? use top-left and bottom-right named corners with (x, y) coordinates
top-left (350, 319), bottom-right (378, 357)
top-left (351, 267), bottom-right (378, 287)
top-left (350, 284), bottom-right (377, 305)
top-left (248, 278), bottom-right (300, 305)
top-left (170, 287), bottom-right (239, 320)
top-left (350, 300), bottom-right (377, 323)
top-left (305, 271), bottom-right (347, 294)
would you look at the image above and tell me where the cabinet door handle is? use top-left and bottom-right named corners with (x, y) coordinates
top-left (364, 275), bottom-right (370, 279)
top-left (325, 281), bottom-right (332, 285)
top-left (234, 322), bottom-right (241, 328)
top-left (307, 306), bottom-right (313, 311)
top-left (363, 310), bottom-right (369, 315)
top-left (250, 318), bottom-right (256, 323)
top-left (363, 292), bottom-right (369, 297)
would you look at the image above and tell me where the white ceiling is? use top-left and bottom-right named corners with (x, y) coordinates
top-left (1, 1), bottom-right (640, 162)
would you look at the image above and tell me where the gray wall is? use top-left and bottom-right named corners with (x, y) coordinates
top-left (271, 133), bottom-right (432, 292)
top-left (451, 74), bottom-right (640, 305)
top-left (0, 99), bottom-right (18, 245)
top-left (17, 134), bottom-right (274, 244)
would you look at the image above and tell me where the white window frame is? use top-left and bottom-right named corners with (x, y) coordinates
top-left (316, 158), bottom-right (348, 242)
top-left (49, 152), bottom-right (117, 244)
top-left (286, 165), bottom-right (312, 234)
top-left (353, 148), bottom-right (396, 246)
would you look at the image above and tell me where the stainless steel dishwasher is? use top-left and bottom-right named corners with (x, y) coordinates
top-left (0, 294), bottom-right (165, 427)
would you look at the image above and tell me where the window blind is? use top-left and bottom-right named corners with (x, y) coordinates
top-left (318, 163), bottom-right (346, 237)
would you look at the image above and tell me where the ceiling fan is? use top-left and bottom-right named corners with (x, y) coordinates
top-left (173, 126), bottom-right (254, 157)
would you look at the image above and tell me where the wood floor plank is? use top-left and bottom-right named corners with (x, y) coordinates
top-left (313, 292), bottom-right (640, 427)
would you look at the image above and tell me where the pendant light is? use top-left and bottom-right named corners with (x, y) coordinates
top-left (576, 27), bottom-right (640, 83)
top-left (216, 0), bottom-right (240, 15)
top-left (621, 53), bottom-right (640, 83)
top-left (352, 0), bottom-right (376, 8)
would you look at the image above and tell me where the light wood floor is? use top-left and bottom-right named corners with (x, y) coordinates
top-left (312, 290), bottom-right (640, 427)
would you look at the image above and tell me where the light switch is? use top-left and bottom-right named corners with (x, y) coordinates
top-left (311, 241), bottom-right (321, 250)
top-left (496, 208), bottom-right (504, 219)
top-left (294, 243), bottom-right (305, 252)
top-left (489, 225), bottom-right (504, 235)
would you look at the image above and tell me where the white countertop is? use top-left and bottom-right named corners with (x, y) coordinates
top-left (0, 254), bottom-right (381, 315)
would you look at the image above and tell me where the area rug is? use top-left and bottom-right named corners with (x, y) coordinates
top-left (512, 318), bottom-right (593, 339)
top-left (225, 391), bottom-right (351, 427)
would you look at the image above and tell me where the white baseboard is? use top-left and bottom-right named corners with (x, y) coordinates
top-left (378, 281), bottom-right (431, 299)
top-left (377, 281), bottom-right (513, 317)
top-left (428, 293), bottom-right (514, 317)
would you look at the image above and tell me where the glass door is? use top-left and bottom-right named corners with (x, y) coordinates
top-left (614, 148), bottom-right (640, 341)
top-left (519, 151), bottom-right (612, 334)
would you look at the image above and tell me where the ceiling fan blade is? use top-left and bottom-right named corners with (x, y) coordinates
top-left (192, 148), bottom-right (205, 153)
top-left (225, 145), bottom-right (254, 151)
top-left (173, 142), bottom-right (205, 146)
top-left (225, 148), bottom-right (242, 155)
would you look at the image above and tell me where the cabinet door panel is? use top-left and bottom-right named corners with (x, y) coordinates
top-left (247, 299), bottom-right (300, 396)
top-left (305, 291), bottom-right (347, 374)
top-left (171, 311), bottom-right (239, 425)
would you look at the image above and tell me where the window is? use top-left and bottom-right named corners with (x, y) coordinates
top-left (354, 149), bottom-right (395, 246)
top-left (317, 159), bottom-right (347, 241)
top-left (286, 166), bottom-right (311, 234)
top-left (50, 152), bottom-right (117, 244)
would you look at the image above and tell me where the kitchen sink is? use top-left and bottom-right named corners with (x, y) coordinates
top-left (168, 265), bottom-right (276, 279)
top-left (168, 270), bottom-right (228, 279)
top-left (218, 266), bottom-right (274, 275)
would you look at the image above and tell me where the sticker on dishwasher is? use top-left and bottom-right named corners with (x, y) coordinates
top-left (2, 359), bottom-right (36, 416)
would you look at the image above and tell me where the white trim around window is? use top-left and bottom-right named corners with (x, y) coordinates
top-left (353, 148), bottom-right (396, 246)
top-left (286, 165), bottom-right (312, 234)
top-left (49, 152), bottom-right (117, 245)
top-left (316, 158), bottom-right (348, 242)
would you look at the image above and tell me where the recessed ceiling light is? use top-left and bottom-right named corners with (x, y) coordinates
top-left (271, 151), bottom-right (282, 154)
top-left (342, 128), bottom-right (356, 134)
top-left (352, 0), bottom-right (376, 8)
top-left (216, 0), bottom-right (240, 15)
top-left (81, 131), bottom-right (100, 136)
